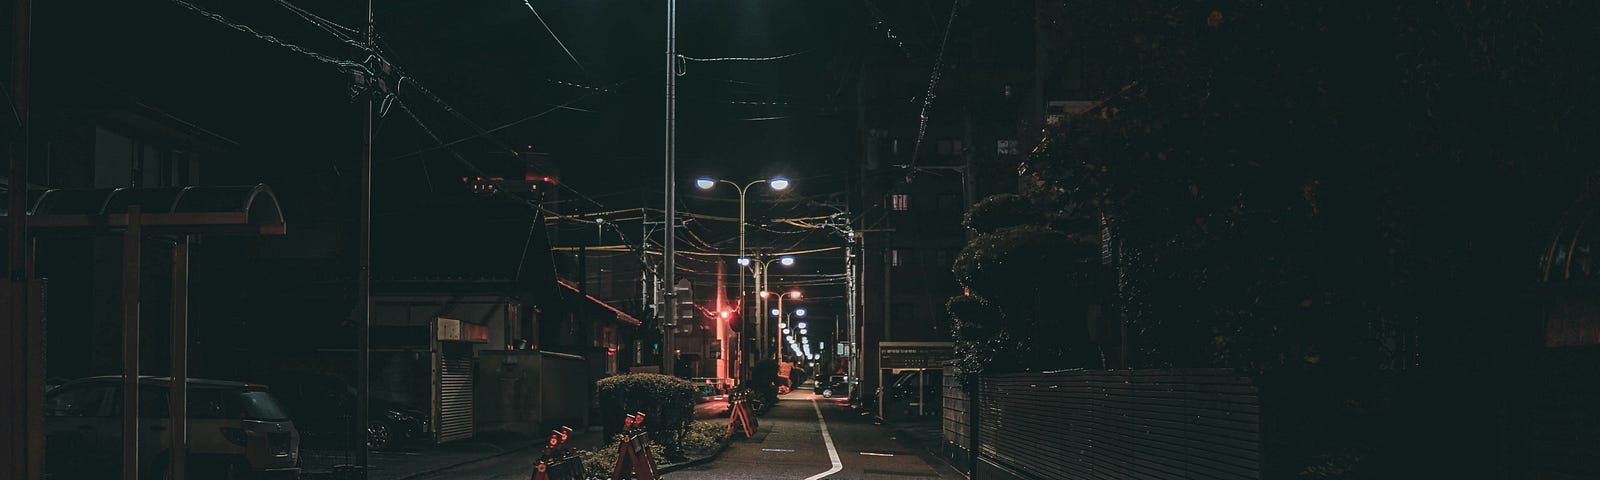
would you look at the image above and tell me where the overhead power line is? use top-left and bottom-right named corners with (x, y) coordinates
top-left (164, 0), bottom-right (368, 74)
top-left (679, 50), bottom-right (811, 63)
top-left (908, 0), bottom-right (962, 171)
top-left (521, 0), bottom-right (585, 71)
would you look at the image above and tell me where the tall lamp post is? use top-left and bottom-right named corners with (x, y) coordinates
top-left (694, 177), bottom-right (789, 384)
top-left (754, 257), bottom-right (795, 361)
top-left (761, 289), bottom-right (801, 362)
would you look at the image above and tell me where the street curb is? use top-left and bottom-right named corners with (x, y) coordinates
top-left (658, 436), bottom-right (734, 473)
top-left (386, 440), bottom-right (544, 480)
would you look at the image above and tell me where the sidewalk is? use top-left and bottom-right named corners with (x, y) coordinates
top-left (879, 415), bottom-right (969, 479)
top-left (300, 428), bottom-right (606, 480)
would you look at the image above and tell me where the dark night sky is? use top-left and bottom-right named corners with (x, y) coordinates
top-left (29, 0), bottom-right (883, 347)
top-left (35, 0), bottom-right (863, 199)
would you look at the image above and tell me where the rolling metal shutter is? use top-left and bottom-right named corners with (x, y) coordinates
top-left (435, 343), bottom-right (475, 443)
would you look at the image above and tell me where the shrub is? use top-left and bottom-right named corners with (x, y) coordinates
top-left (595, 373), bottom-right (696, 455)
top-left (677, 421), bottom-right (726, 454)
top-left (578, 439), bottom-right (665, 479)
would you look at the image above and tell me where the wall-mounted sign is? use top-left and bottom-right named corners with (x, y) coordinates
top-left (436, 317), bottom-right (490, 343)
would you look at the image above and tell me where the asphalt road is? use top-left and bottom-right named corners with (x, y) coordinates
top-left (668, 391), bottom-right (960, 480)
top-left (406, 391), bottom-right (958, 480)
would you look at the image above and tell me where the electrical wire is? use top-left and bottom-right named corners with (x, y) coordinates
top-left (381, 70), bottom-right (649, 164)
top-left (521, 0), bottom-right (585, 71)
top-left (271, 0), bottom-right (367, 52)
top-left (908, 0), bottom-right (962, 172)
top-left (163, 0), bottom-right (369, 74)
top-left (392, 98), bottom-right (487, 177)
top-left (679, 50), bottom-right (812, 63)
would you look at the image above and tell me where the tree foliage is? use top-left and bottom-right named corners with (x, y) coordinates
top-left (952, 0), bottom-right (1600, 476)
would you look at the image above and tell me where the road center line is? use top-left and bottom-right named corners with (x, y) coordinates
top-left (802, 398), bottom-right (844, 480)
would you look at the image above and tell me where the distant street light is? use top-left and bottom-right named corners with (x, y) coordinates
top-left (779, 256), bottom-right (795, 266)
top-left (694, 176), bottom-right (793, 383)
top-left (771, 308), bottom-right (781, 316)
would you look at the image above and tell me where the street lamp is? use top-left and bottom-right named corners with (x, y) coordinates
top-left (694, 176), bottom-right (790, 384)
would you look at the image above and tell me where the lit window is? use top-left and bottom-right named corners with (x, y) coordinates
top-left (891, 194), bottom-right (910, 211)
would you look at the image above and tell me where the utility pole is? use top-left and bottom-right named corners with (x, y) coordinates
top-left (5, 0), bottom-right (40, 477)
top-left (661, 0), bottom-right (677, 377)
top-left (845, 232), bottom-right (858, 384)
top-left (357, 0), bottom-right (375, 475)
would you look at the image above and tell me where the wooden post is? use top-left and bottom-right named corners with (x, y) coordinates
top-left (169, 236), bottom-right (190, 480)
top-left (122, 206), bottom-right (142, 480)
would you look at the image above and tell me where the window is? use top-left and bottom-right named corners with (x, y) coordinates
top-left (45, 384), bottom-right (109, 417)
top-left (997, 139), bottom-right (1019, 155)
top-left (890, 194), bottom-right (910, 211)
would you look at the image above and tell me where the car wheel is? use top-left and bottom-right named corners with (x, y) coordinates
top-left (822, 389), bottom-right (834, 398)
top-left (368, 420), bottom-right (394, 451)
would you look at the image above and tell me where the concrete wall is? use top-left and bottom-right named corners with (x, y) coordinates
top-left (476, 351), bottom-right (592, 435)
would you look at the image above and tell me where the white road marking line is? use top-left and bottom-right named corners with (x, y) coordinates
top-left (762, 448), bottom-right (796, 452)
top-left (802, 398), bottom-right (843, 480)
top-left (860, 452), bottom-right (896, 457)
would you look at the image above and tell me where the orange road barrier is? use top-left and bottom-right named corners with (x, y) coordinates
top-left (724, 391), bottom-right (759, 439)
top-left (531, 426), bottom-right (581, 480)
top-left (612, 413), bottom-right (661, 480)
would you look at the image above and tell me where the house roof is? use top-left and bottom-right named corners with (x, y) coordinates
top-left (558, 279), bottom-right (642, 326)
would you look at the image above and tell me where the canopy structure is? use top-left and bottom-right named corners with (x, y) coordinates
top-left (2, 183), bottom-right (285, 480)
top-left (4, 184), bottom-right (285, 235)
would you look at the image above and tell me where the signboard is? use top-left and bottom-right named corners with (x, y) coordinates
top-left (436, 317), bottom-right (490, 343)
top-left (879, 342), bottom-right (955, 369)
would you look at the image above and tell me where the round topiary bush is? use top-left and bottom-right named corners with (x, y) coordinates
top-left (595, 373), bottom-right (697, 455)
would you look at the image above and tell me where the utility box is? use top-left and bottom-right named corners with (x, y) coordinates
top-left (475, 350), bottom-right (591, 436)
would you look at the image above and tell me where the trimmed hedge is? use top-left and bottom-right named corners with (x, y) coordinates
top-left (595, 373), bottom-right (697, 455)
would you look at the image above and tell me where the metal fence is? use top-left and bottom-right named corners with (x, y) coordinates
top-left (974, 369), bottom-right (1262, 480)
top-left (941, 362), bottom-right (971, 471)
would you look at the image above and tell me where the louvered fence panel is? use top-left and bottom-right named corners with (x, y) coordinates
top-left (978, 369), bottom-right (1261, 480)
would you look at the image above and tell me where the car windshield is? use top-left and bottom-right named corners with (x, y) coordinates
top-left (239, 390), bottom-right (291, 421)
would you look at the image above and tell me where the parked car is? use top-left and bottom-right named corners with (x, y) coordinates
top-left (261, 373), bottom-right (430, 451)
top-left (44, 376), bottom-right (300, 479)
top-left (813, 375), bottom-right (852, 398)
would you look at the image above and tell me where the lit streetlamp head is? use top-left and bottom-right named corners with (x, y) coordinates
top-left (797, 321), bottom-right (807, 328)
top-left (779, 256), bottom-right (795, 266)
top-left (695, 178), bottom-right (716, 190)
top-left (783, 328), bottom-right (791, 335)
top-left (795, 309), bottom-right (807, 318)
top-left (737, 257), bottom-right (751, 266)
top-left (771, 308), bottom-right (781, 316)
top-left (787, 290), bottom-right (801, 299)
top-left (758, 290), bottom-right (770, 298)
top-left (800, 329), bottom-right (808, 334)
top-left (769, 177), bottom-right (790, 190)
